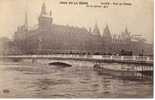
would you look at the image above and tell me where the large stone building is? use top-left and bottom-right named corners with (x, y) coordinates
top-left (13, 3), bottom-right (153, 56)
top-left (14, 3), bottom-right (105, 54)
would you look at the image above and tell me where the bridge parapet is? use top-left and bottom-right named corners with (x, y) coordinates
top-left (0, 54), bottom-right (153, 64)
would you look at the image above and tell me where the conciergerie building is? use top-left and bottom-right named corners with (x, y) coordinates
top-left (13, 3), bottom-right (152, 55)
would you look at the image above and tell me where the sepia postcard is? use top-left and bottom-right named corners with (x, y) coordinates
top-left (0, 0), bottom-right (153, 98)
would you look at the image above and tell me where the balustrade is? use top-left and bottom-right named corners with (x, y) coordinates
top-left (0, 54), bottom-right (153, 63)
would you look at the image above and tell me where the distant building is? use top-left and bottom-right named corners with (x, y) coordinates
top-left (14, 3), bottom-right (104, 54)
top-left (12, 2), bottom-right (153, 55)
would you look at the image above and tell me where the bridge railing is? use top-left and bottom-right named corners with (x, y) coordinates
top-left (0, 54), bottom-right (153, 62)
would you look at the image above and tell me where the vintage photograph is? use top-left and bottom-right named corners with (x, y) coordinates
top-left (0, 0), bottom-right (153, 98)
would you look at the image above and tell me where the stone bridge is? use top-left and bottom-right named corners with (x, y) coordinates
top-left (0, 54), bottom-right (153, 66)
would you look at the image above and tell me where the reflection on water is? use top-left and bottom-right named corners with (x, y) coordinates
top-left (0, 61), bottom-right (153, 98)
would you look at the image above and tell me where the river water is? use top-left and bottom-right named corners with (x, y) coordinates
top-left (0, 60), bottom-right (153, 98)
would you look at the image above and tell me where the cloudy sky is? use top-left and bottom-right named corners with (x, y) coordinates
top-left (0, 0), bottom-right (153, 43)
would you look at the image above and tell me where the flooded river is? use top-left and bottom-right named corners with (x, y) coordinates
top-left (0, 60), bottom-right (153, 98)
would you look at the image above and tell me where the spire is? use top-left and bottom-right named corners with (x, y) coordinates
top-left (123, 26), bottom-right (131, 41)
top-left (104, 24), bottom-right (111, 36)
top-left (24, 11), bottom-right (28, 28)
top-left (125, 26), bottom-right (129, 34)
top-left (123, 26), bottom-right (131, 37)
top-left (40, 2), bottom-right (47, 15)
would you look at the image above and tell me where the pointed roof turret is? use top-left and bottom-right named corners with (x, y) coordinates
top-left (40, 2), bottom-right (47, 15)
top-left (93, 23), bottom-right (100, 36)
top-left (24, 11), bottom-right (28, 28)
top-left (104, 24), bottom-right (110, 34)
top-left (123, 26), bottom-right (131, 40)
top-left (103, 24), bottom-right (112, 41)
top-left (125, 26), bottom-right (129, 34)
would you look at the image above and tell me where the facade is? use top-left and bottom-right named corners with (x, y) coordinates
top-left (14, 3), bottom-right (105, 54)
top-left (13, 3), bottom-right (152, 55)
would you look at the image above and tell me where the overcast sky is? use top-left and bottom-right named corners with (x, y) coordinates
top-left (0, 0), bottom-right (153, 43)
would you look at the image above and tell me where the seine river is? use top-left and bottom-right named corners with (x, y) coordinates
top-left (0, 60), bottom-right (153, 98)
